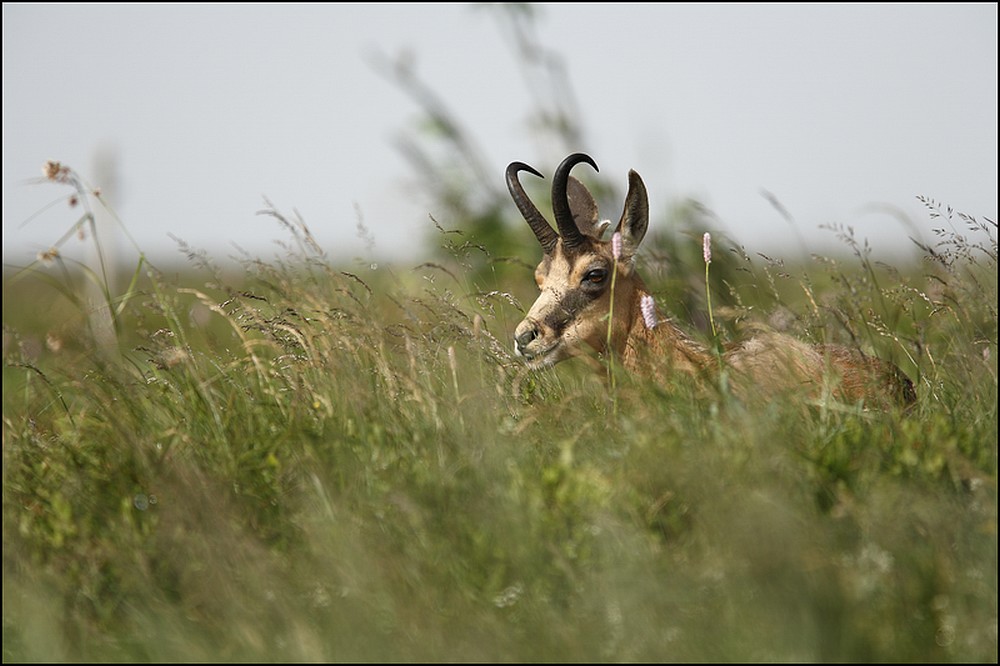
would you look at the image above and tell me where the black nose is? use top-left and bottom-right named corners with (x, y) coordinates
top-left (515, 326), bottom-right (539, 356)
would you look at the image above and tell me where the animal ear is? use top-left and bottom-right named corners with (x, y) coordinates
top-left (615, 170), bottom-right (649, 257)
top-left (566, 176), bottom-right (608, 239)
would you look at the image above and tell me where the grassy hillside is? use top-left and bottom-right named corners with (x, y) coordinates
top-left (3, 193), bottom-right (996, 661)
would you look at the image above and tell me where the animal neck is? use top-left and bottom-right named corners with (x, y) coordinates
top-left (617, 284), bottom-right (712, 377)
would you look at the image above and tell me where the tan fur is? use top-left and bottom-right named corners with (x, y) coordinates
top-left (616, 280), bottom-right (914, 408)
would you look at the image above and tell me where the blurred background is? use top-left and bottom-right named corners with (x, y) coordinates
top-left (3, 3), bottom-right (997, 269)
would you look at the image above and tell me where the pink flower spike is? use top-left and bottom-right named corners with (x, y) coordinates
top-left (611, 231), bottom-right (622, 261)
top-left (641, 294), bottom-right (658, 329)
top-left (703, 232), bottom-right (712, 264)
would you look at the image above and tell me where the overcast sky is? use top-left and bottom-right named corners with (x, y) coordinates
top-left (3, 3), bottom-right (997, 270)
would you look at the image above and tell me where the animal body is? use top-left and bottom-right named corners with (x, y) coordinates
top-left (506, 153), bottom-right (916, 408)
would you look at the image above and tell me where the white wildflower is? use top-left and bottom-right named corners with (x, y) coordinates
top-left (641, 294), bottom-right (658, 329)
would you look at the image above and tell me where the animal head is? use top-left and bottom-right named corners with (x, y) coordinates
top-left (507, 153), bottom-right (650, 368)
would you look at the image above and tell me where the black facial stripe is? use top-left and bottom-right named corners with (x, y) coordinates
top-left (543, 286), bottom-right (602, 336)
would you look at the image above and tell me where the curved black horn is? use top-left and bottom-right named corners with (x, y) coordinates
top-left (506, 161), bottom-right (558, 254)
top-left (552, 153), bottom-right (599, 251)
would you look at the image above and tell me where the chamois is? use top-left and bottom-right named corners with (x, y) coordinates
top-left (507, 153), bottom-right (916, 408)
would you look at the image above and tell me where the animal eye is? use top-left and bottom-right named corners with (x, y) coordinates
top-left (583, 269), bottom-right (607, 285)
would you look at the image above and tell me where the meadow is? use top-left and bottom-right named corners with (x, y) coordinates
top-left (2, 161), bottom-right (996, 661)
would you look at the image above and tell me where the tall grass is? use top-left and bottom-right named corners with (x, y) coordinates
top-left (2, 158), bottom-right (996, 661)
